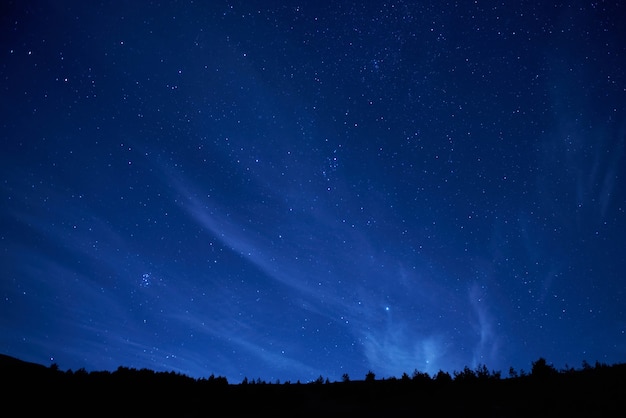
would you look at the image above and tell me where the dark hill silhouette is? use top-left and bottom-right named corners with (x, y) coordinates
top-left (2, 354), bottom-right (625, 416)
top-left (0, 353), bottom-right (49, 372)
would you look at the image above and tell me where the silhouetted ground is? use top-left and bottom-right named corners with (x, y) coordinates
top-left (2, 354), bottom-right (625, 416)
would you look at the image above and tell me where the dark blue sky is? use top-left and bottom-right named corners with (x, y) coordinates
top-left (2, 1), bottom-right (625, 383)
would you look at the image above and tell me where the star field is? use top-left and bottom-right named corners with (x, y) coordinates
top-left (1, 1), bottom-right (625, 383)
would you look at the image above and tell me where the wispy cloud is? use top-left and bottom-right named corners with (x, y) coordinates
top-left (362, 325), bottom-right (446, 377)
top-left (468, 282), bottom-right (499, 367)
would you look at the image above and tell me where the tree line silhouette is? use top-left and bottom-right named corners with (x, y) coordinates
top-left (2, 353), bottom-right (625, 416)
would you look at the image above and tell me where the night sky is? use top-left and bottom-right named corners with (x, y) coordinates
top-left (2, 1), bottom-right (625, 384)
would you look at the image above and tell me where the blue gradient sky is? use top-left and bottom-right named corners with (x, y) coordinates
top-left (1, 1), bottom-right (625, 383)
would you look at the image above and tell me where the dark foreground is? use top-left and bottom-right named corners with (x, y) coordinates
top-left (2, 354), bottom-right (625, 416)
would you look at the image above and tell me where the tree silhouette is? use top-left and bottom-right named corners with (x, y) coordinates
top-left (453, 366), bottom-right (476, 382)
top-left (531, 357), bottom-right (557, 379)
top-left (3, 353), bottom-right (626, 415)
top-left (434, 370), bottom-right (452, 383)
